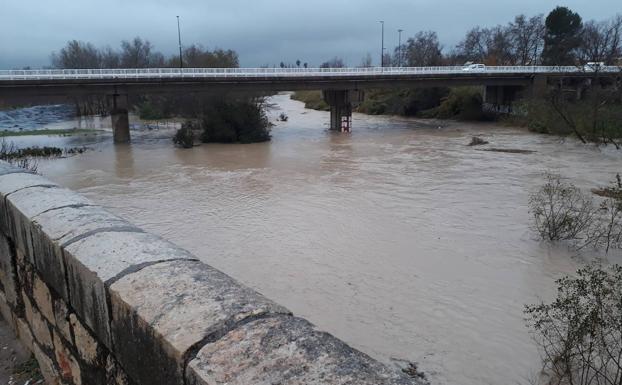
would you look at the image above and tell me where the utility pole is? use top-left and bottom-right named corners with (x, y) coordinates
top-left (379, 21), bottom-right (385, 68)
top-left (398, 29), bottom-right (403, 67)
top-left (177, 16), bottom-right (183, 69)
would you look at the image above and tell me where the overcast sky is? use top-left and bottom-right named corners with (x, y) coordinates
top-left (1, 0), bottom-right (620, 69)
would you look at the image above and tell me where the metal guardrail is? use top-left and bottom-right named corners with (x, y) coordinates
top-left (0, 66), bottom-right (620, 80)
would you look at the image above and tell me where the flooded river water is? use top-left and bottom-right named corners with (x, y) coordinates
top-left (5, 94), bottom-right (622, 385)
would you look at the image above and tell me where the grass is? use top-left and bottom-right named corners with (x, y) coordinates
top-left (11, 355), bottom-right (43, 383)
top-left (0, 128), bottom-right (103, 138)
top-left (291, 91), bottom-right (329, 111)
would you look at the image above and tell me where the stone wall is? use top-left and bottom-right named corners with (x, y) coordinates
top-left (0, 160), bottom-right (418, 385)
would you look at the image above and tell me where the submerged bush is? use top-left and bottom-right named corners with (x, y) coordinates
top-left (0, 139), bottom-right (38, 172)
top-left (529, 173), bottom-right (622, 252)
top-left (291, 91), bottom-right (329, 111)
top-left (525, 264), bottom-right (622, 385)
top-left (529, 173), bottom-right (596, 241)
top-left (173, 121), bottom-right (198, 148)
top-left (201, 99), bottom-right (271, 144)
top-left (358, 88), bottom-right (449, 116)
top-left (428, 87), bottom-right (485, 121)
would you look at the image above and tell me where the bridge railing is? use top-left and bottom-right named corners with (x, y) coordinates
top-left (0, 66), bottom-right (620, 80)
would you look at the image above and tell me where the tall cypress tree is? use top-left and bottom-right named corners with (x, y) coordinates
top-left (542, 6), bottom-right (583, 65)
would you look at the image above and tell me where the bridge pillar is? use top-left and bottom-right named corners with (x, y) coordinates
top-left (483, 85), bottom-right (523, 114)
top-left (529, 75), bottom-right (548, 99)
top-left (322, 90), bottom-right (364, 132)
top-left (110, 94), bottom-right (130, 144)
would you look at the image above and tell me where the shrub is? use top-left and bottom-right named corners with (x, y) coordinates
top-left (0, 139), bottom-right (38, 172)
top-left (529, 173), bottom-right (596, 241)
top-left (431, 87), bottom-right (485, 121)
top-left (357, 88), bottom-right (449, 116)
top-left (468, 136), bottom-right (489, 146)
top-left (291, 91), bottom-right (329, 111)
top-left (586, 175), bottom-right (622, 252)
top-left (173, 121), bottom-right (198, 148)
top-left (530, 173), bottom-right (622, 252)
top-left (525, 264), bottom-right (622, 385)
top-left (201, 99), bottom-right (271, 144)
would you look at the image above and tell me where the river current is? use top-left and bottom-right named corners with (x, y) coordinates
top-left (6, 94), bottom-right (622, 385)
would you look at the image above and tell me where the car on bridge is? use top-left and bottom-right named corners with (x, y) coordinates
top-left (583, 62), bottom-right (606, 72)
top-left (462, 63), bottom-right (486, 72)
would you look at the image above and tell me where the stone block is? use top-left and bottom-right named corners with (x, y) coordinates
top-left (34, 204), bottom-right (135, 248)
top-left (106, 355), bottom-right (132, 385)
top-left (70, 313), bottom-right (101, 365)
top-left (0, 172), bottom-right (58, 197)
top-left (63, 231), bottom-right (197, 348)
top-left (15, 316), bottom-right (34, 353)
top-left (4, 186), bottom-right (91, 297)
top-left (54, 298), bottom-right (72, 342)
top-left (33, 341), bottom-right (61, 385)
top-left (32, 273), bottom-right (55, 324)
top-left (53, 331), bottom-right (82, 385)
top-left (186, 315), bottom-right (416, 385)
top-left (108, 259), bottom-right (290, 385)
top-left (0, 233), bottom-right (19, 307)
top-left (0, 290), bottom-right (14, 329)
top-left (23, 293), bottom-right (53, 349)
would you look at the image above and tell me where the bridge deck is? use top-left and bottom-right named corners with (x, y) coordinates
top-left (0, 66), bottom-right (619, 99)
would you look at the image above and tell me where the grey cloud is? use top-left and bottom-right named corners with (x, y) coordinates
top-left (0, 0), bottom-right (619, 69)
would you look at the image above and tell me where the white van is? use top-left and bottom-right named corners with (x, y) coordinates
top-left (584, 62), bottom-right (605, 71)
top-left (462, 63), bottom-right (486, 72)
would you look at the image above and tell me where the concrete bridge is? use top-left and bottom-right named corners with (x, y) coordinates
top-left (1, 66), bottom-right (619, 142)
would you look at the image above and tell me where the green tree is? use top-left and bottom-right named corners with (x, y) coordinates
top-left (542, 6), bottom-right (583, 65)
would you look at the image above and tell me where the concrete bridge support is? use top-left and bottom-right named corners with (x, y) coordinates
top-left (110, 94), bottom-right (130, 143)
top-left (322, 90), bottom-right (364, 132)
top-left (483, 85), bottom-right (524, 114)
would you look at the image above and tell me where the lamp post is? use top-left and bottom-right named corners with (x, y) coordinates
top-left (398, 29), bottom-right (403, 67)
top-left (177, 16), bottom-right (183, 69)
top-left (379, 21), bottom-right (385, 68)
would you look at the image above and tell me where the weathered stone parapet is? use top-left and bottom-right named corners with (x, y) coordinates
top-left (0, 160), bottom-right (419, 385)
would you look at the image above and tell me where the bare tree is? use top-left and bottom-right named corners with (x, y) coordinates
top-left (578, 15), bottom-right (622, 65)
top-left (120, 37), bottom-right (156, 68)
top-left (402, 31), bottom-right (444, 67)
top-left (485, 25), bottom-right (515, 65)
top-left (178, 45), bottom-right (239, 68)
top-left (360, 53), bottom-right (373, 68)
top-left (51, 40), bottom-right (101, 69)
top-left (100, 46), bottom-right (120, 68)
top-left (529, 173), bottom-right (596, 241)
top-left (455, 27), bottom-right (489, 63)
top-left (320, 57), bottom-right (345, 68)
top-left (509, 14), bottom-right (545, 65)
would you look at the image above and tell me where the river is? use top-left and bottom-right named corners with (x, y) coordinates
top-left (4, 94), bottom-right (622, 385)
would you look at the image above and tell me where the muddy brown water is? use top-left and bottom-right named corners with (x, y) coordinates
top-left (9, 94), bottom-right (622, 385)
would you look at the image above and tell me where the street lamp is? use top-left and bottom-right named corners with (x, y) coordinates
top-left (379, 21), bottom-right (385, 68)
top-left (177, 16), bottom-right (183, 69)
top-left (398, 29), bottom-right (404, 67)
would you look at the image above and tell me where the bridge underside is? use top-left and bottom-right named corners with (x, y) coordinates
top-left (1, 71), bottom-right (616, 142)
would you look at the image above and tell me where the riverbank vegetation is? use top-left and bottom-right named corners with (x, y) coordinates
top-left (529, 173), bottom-right (622, 253)
top-left (291, 91), bottom-right (329, 111)
top-left (172, 97), bottom-right (271, 147)
top-left (1, 138), bottom-right (89, 173)
top-left (0, 128), bottom-right (102, 138)
top-left (511, 84), bottom-right (622, 148)
top-left (302, 7), bottom-right (622, 145)
top-left (525, 263), bottom-right (622, 385)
